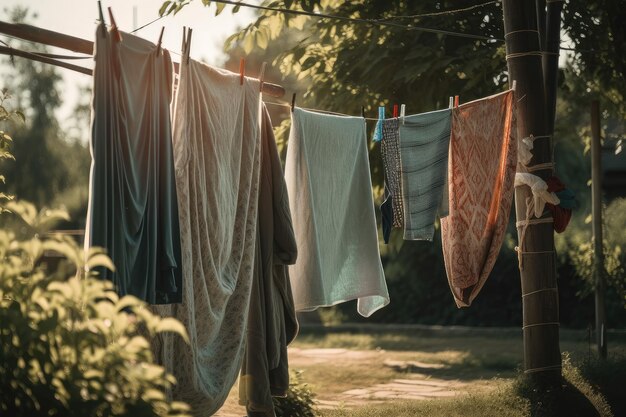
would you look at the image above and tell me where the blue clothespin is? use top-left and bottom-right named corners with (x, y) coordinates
top-left (373, 106), bottom-right (385, 142)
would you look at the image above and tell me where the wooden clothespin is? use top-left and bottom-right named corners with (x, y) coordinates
top-left (97, 1), bottom-right (106, 37)
top-left (181, 26), bottom-right (187, 55)
top-left (291, 93), bottom-right (296, 112)
top-left (107, 7), bottom-right (122, 42)
top-left (185, 28), bottom-right (193, 64)
top-left (239, 58), bottom-right (245, 86)
top-left (156, 26), bottom-right (165, 55)
top-left (258, 62), bottom-right (267, 93)
top-left (454, 95), bottom-right (459, 108)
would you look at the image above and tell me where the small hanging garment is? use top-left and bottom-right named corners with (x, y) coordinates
top-left (151, 58), bottom-right (261, 416)
top-left (85, 25), bottom-right (182, 304)
top-left (285, 108), bottom-right (389, 317)
top-left (239, 105), bottom-right (299, 416)
top-left (398, 108), bottom-right (452, 240)
top-left (379, 118), bottom-right (404, 243)
top-left (441, 89), bottom-right (517, 307)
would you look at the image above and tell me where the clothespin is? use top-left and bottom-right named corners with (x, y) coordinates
top-left (512, 80), bottom-right (517, 92)
top-left (185, 28), bottom-right (193, 64)
top-left (393, 104), bottom-right (398, 118)
top-left (361, 106), bottom-right (365, 118)
top-left (400, 104), bottom-right (406, 125)
top-left (156, 27), bottom-right (165, 55)
top-left (373, 106), bottom-right (385, 142)
top-left (239, 58), bottom-right (245, 86)
top-left (291, 93), bottom-right (296, 112)
top-left (449, 96), bottom-right (454, 109)
top-left (97, 1), bottom-right (106, 37)
top-left (181, 26), bottom-right (187, 55)
top-left (258, 62), bottom-right (267, 93)
top-left (454, 95), bottom-right (459, 108)
top-left (107, 7), bottom-right (122, 42)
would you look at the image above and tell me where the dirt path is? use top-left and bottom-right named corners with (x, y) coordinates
top-left (216, 347), bottom-right (470, 416)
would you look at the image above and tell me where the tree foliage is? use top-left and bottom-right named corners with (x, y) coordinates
top-left (1, 7), bottom-right (91, 219)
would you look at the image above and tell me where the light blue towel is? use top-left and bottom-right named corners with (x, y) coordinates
top-left (399, 108), bottom-right (452, 240)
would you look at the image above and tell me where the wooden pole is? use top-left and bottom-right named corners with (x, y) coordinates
top-left (591, 100), bottom-right (607, 359)
top-left (0, 45), bottom-right (92, 75)
top-left (502, 0), bottom-right (561, 384)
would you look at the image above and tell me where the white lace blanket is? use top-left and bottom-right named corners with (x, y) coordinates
top-left (153, 58), bottom-right (261, 416)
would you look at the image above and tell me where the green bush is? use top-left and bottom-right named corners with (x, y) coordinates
top-left (0, 90), bottom-right (191, 416)
top-left (273, 370), bottom-right (316, 417)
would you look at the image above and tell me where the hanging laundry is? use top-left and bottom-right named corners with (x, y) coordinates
top-left (441, 89), bottom-right (517, 308)
top-left (85, 26), bottom-right (181, 304)
top-left (398, 108), bottom-right (452, 240)
top-left (151, 57), bottom-right (261, 416)
top-left (378, 118), bottom-right (404, 243)
top-left (285, 108), bottom-right (389, 317)
top-left (239, 106), bottom-right (299, 416)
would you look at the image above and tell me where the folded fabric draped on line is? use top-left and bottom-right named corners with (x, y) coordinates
top-left (285, 107), bottom-right (390, 318)
top-left (85, 25), bottom-right (182, 304)
top-left (441, 89), bottom-right (517, 308)
top-left (151, 57), bottom-right (262, 416)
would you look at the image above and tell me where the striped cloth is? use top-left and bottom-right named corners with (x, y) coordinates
top-left (379, 118), bottom-right (403, 243)
top-left (399, 108), bottom-right (452, 240)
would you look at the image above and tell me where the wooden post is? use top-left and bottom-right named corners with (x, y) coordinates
top-left (591, 100), bottom-right (607, 359)
top-left (502, 0), bottom-right (562, 384)
top-left (543, 0), bottom-right (564, 134)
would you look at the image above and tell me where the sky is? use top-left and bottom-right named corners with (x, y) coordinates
top-left (0, 0), bottom-right (256, 129)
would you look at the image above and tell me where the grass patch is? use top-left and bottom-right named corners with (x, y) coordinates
top-left (320, 382), bottom-right (529, 417)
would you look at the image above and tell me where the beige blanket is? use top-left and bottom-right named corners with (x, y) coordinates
top-left (153, 58), bottom-right (261, 416)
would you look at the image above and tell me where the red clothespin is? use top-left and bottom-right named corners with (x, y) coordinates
top-left (239, 58), bottom-right (245, 86)
top-left (393, 104), bottom-right (398, 118)
top-left (291, 93), bottom-right (296, 112)
top-left (156, 26), bottom-right (165, 54)
top-left (454, 95), bottom-right (459, 108)
top-left (107, 7), bottom-right (122, 42)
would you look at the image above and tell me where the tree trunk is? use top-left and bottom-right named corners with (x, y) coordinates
top-left (591, 100), bottom-right (607, 359)
top-left (502, 0), bottom-right (562, 384)
top-left (543, 1), bottom-right (564, 134)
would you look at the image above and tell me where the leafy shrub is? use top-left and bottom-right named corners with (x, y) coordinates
top-left (273, 370), bottom-right (316, 417)
top-left (0, 90), bottom-right (191, 416)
